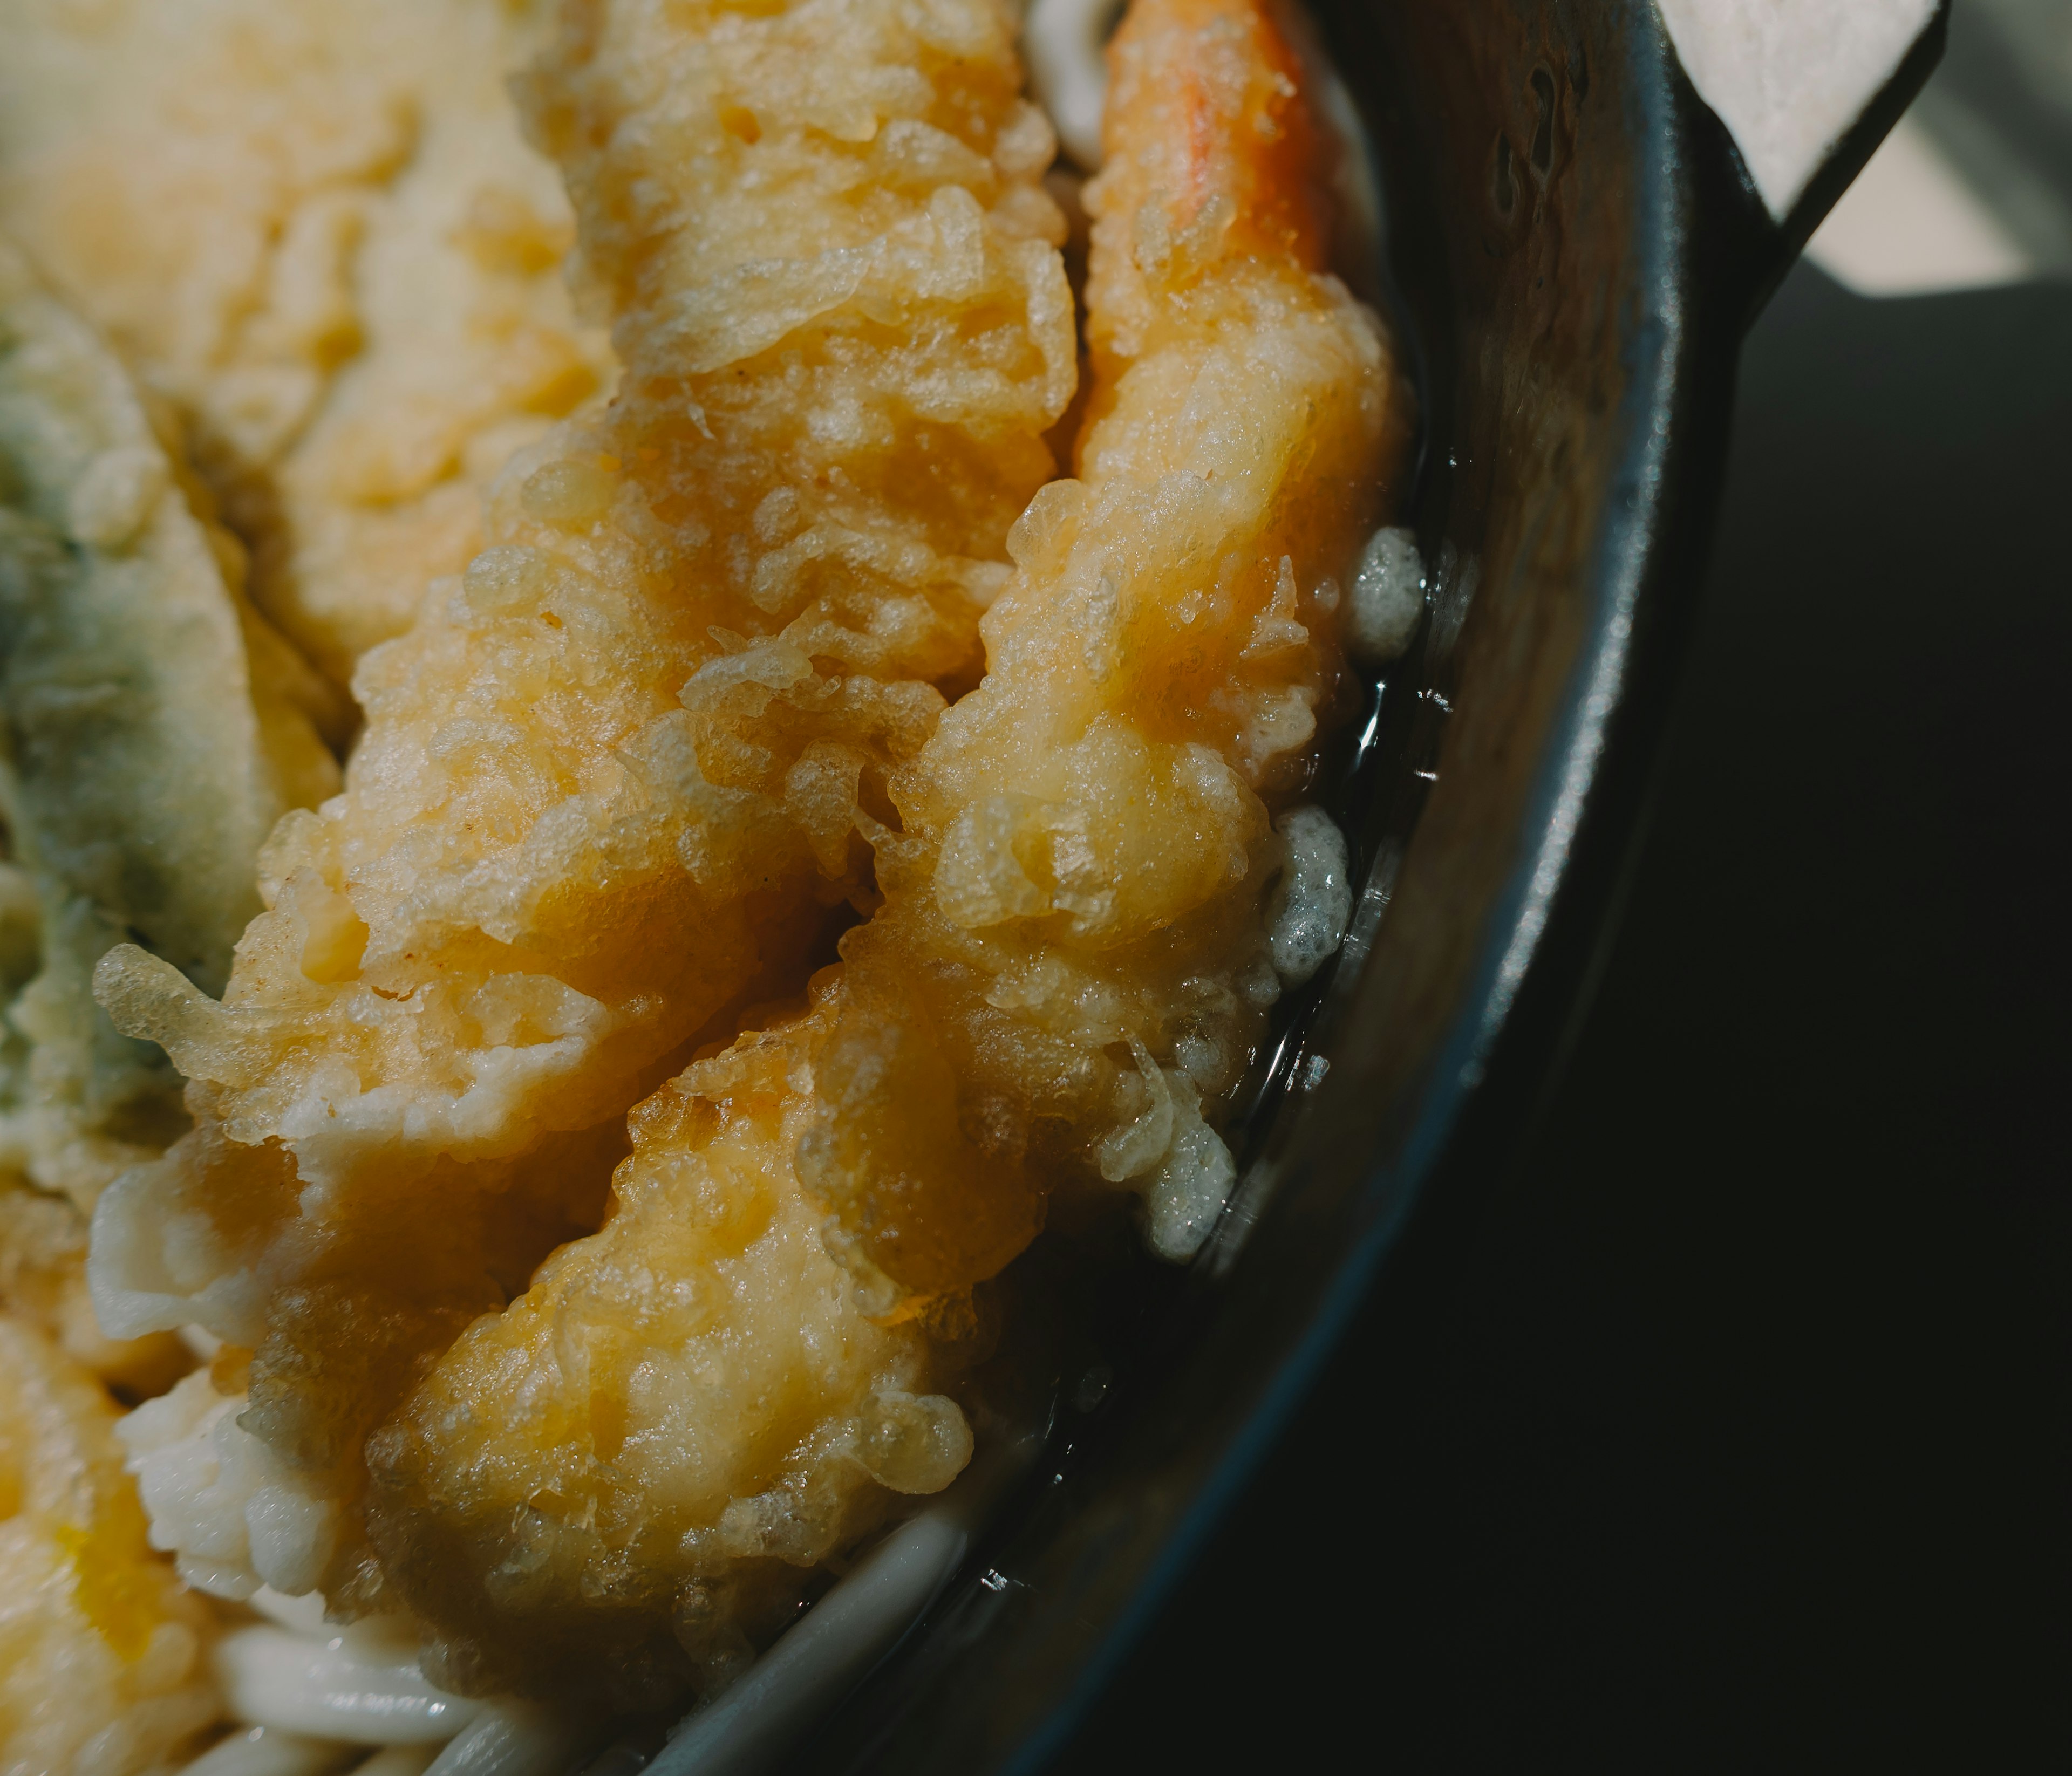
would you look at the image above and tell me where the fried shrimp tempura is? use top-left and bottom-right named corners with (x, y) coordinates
top-left (91, 0), bottom-right (1074, 1614)
top-left (0, 1315), bottom-right (222, 1774)
top-left (799, 0), bottom-right (1412, 1294)
top-left (363, 0), bottom-right (1407, 1705)
top-left (0, 0), bottom-right (614, 690)
top-left (372, 992), bottom-right (979, 1704)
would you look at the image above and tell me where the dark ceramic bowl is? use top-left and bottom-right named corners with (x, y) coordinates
top-left (653, 3), bottom-right (1948, 1771)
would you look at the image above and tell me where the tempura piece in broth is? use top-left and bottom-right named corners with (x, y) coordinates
top-left (365, 0), bottom-right (1406, 1704)
top-left (0, 1315), bottom-right (222, 1774)
top-left (803, 0), bottom-right (1412, 1293)
top-left (372, 995), bottom-right (976, 1703)
top-left (0, 0), bottom-right (614, 688)
top-left (92, 0), bottom-right (1074, 1609)
top-left (0, 236), bottom-right (338, 1214)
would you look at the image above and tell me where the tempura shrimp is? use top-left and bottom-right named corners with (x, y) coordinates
top-left (91, 0), bottom-right (1074, 1610)
top-left (363, 0), bottom-right (1408, 1705)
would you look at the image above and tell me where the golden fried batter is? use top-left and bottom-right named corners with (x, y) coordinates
top-left (782, 0), bottom-right (1411, 1296)
top-left (92, 0), bottom-right (1073, 1617)
top-left (0, 1314), bottom-right (221, 1774)
top-left (0, 0), bottom-right (613, 688)
top-left (371, 987), bottom-right (974, 1703)
top-left (363, 0), bottom-right (1406, 1704)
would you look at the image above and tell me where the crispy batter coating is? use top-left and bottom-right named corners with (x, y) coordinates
top-left (0, 235), bottom-right (338, 1219)
top-left (0, 0), bottom-right (614, 689)
top-left (363, 0), bottom-right (1407, 1705)
top-left (91, 0), bottom-right (1073, 1616)
top-left (799, 0), bottom-right (1411, 1294)
top-left (0, 1314), bottom-right (222, 1774)
top-left (369, 988), bottom-right (972, 1703)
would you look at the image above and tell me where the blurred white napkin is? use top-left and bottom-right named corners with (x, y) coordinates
top-left (1657, 0), bottom-right (1940, 216)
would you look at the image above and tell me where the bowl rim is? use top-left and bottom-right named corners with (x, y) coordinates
top-left (653, 3), bottom-right (1948, 1770)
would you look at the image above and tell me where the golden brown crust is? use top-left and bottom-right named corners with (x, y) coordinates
top-left (88, 0), bottom-right (1075, 1669)
top-left (366, 0), bottom-right (1409, 1706)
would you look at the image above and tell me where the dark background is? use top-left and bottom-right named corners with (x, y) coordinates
top-left (1050, 253), bottom-right (2070, 1770)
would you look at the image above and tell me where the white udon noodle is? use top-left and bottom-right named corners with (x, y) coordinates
top-left (126, 6), bottom-right (1397, 1771)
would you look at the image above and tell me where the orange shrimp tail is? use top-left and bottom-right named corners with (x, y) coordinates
top-left (1089, 0), bottom-right (1333, 341)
